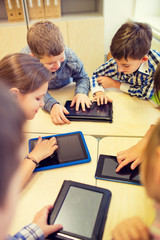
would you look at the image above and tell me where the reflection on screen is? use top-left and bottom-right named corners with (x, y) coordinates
top-left (101, 156), bottom-right (140, 183)
top-left (56, 135), bottom-right (85, 162)
top-left (54, 186), bottom-right (103, 238)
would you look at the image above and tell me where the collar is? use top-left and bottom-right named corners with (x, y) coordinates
top-left (138, 60), bottom-right (149, 75)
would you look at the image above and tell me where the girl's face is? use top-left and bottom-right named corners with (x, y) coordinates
top-left (16, 82), bottom-right (48, 120)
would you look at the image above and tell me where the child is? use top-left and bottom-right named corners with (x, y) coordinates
top-left (21, 20), bottom-right (91, 125)
top-left (116, 62), bottom-right (160, 172)
top-left (0, 53), bottom-right (58, 187)
top-left (91, 21), bottom-right (160, 105)
top-left (112, 120), bottom-right (160, 240)
top-left (0, 83), bottom-right (62, 240)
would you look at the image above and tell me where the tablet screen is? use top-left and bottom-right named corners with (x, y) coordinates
top-left (96, 155), bottom-right (140, 185)
top-left (29, 132), bottom-right (89, 169)
top-left (53, 186), bottom-right (103, 238)
top-left (64, 101), bottom-right (112, 120)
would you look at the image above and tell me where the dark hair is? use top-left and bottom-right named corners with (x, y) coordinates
top-left (154, 62), bottom-right (160, 103)
top-left (0, 83), bottom-right (26, 206)
top-left (27, 21), bottom-right (65, 58)
top-left (0, 53), bottom-right (52, 94)
top-left (110, 21), bottom-right (152, 60)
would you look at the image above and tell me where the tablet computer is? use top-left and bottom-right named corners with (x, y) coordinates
top-left (64, 101), bottom-right (113, 122)
top-left (48, 180), bottom-right (112, 240)
top-left (28, 131), bottom-right (91, 172)
top-left (95, 154), bottom-right (141, 185)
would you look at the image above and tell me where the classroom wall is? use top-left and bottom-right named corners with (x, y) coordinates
top-left (103, 0), bottom-right (135, 55)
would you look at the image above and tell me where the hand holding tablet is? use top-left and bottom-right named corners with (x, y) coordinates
top-left (47, 180), bottom-right (112, 240)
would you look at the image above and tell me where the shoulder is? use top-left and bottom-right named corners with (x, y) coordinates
top-left (64, 47), bottom-right (80, 62)
top-left (147, 50), bottom-right (160, 70)
top-left (21, 45), bottom-right (32, 54)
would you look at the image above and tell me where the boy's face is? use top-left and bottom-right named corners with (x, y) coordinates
top-left (115, 57), bottom-right (147, 74)
top-left (40, 51), bottom-right (65, 72)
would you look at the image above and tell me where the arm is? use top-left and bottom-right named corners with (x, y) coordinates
top-left (116, 124), bottom-right (155, 172)
top-left (123, 76), bottom-right (154, 100)
top-left (20, 137), bottom-right (58, 188)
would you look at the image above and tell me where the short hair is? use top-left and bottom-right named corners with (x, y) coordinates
top-left (0, 53), bottom-right (52, 94)
top-left (27, 21), bottom-right (65, 58)
top-left (110, 21), bottom-right (152, 60)
top-left (142, 120), bottom-right (160, 201)
top-left (154, 62), bottom-right (160, 103)
top-left (0, 83), bottom-right (26, 206)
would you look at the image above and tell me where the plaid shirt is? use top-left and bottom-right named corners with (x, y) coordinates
top-left (91, 49), bottom-right (160, 99)
top-left (8, 223), bottom-right (44, 240)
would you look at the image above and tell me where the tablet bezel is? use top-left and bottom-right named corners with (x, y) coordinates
top-left (64, 101), bottom-right (113, 122)
top-left (95, 154), bottom-right (141, 185)
top-left (28, 131), bottom-right (91, 172)
top-left (48, 180), bottom-right (112, 240)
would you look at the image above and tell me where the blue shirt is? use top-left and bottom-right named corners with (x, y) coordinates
top-left (91, 50), bottom-right (160, 99)
top-left (21, 46), bottom-right (90, 112)
top-left (8, 223), bottom-right (44, 240)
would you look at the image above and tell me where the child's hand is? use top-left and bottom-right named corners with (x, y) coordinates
top-left (33, 205), bottom-right (63, 237)
top-left (70, 93), bottom-right (92, 111)
top-left (29, 136), bottom-right (58, 163)
top-left (112, 217), bottom-right (150, 240)
top-left (93, 91), bottom-right (113, 106)
top-left (116, 140), bottom-right (144, 172)
top-left (50, 103), bottom-right (71, 125)
top-left (97, 76), bottom-right (121, 89)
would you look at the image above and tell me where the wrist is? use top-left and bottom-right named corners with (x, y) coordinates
top-left (113, 80), bottom-right (121, 89)
top-left (26, 155), bottom-right (39, 166)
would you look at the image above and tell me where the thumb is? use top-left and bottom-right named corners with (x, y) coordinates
top-left (45, 224), bottom-right (63, 237)
top-left (63, 106), bottom-right (69, 115)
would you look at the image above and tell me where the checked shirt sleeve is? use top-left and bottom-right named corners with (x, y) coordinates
top-left (11, 223), bottom-right (44, 240)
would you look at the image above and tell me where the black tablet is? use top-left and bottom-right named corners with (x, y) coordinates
top-left (48, 180), bottom-right (112, 240)
top-left (95, 155), bottom-right (141, 185)
top-left (28, 131), bottom-right (91, 172)
top-left (64, 101), bottom-right (113, 122)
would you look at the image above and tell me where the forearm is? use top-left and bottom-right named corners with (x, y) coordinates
top-left (75, 77), bottom-right (90, 95)
top-left (19, 158), bottom-right (37, 188)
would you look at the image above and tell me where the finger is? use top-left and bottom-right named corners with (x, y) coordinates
top-left (131, 158), bottom-right (141, 170)
top-left (85, 100), bottom-right (91, 108)
top-left (37, 136), bottom-right (42, 144)
top-left (115, 160), bottom-right (130, 172)
top-left (75, 100), bottom-right (80, 111)
top-left (101, 96), bottom-right (104, 105)
top-left (105, 97), bottom-right (108, 104)
top-left (81, 101), bottom-right (86, 111)
top-left (70, 99), bottom-right (75, 107)
top-left (60, 112), bottom-right (71, 124)
top-left (117, 154), bottom-right (125, 163)
top-left (46, 224), bottom-right (63, 236)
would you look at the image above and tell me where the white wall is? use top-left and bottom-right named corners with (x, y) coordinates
top-left (103, 0), bottom-right (136, 55)
top-left (134, 0), bottom-right (160, 17)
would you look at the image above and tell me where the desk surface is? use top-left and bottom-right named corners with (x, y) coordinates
top-left (25, 83), bottom-right (160, 138)
top-left (97, 137), bottom-right (154, 240)
top-left (9, 133), bottom-right (98, 235)
top-left (9, 135), bottom-right (154, 240)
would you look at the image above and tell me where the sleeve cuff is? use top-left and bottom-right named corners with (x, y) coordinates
top-left (120, 83), bottom-right (130, 93)
top-left (91, 86), bottom-right (105, 95)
